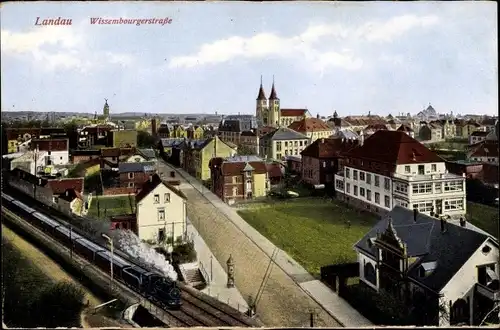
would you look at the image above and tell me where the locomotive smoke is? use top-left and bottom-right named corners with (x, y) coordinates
top-left (115, 230), bottom-right (178, 281)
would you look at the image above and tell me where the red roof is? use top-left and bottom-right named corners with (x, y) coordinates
top-left (397, 124), bottom-right (414, 132)
top-left (469, 141), bottom-right (499, 158)
top-left (221, 161), bottom-right (267, 176)
top-left (365, 124), bottom-right (388, 131)
top-left (258, 126), bottom-right (276, 137)
top-left (280, 109), bottom-right (307, 117)
top-left (47, 178), bottom-right (84, 195)
top-left (343, 131), bottom-right (443, 173)
top-left (31, 138), bottom-right (68, 152)
top-left (59, 188), bottom-right (83, 202)
top-left (288, 118), bottom-right (331, 132)
top-left (301, 138), bottom-right (359, 158)
top-left (101, 148), bottom-right (121, 157)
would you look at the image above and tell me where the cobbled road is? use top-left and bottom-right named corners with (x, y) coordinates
top-left (159, 162), bottom-right (341, 327)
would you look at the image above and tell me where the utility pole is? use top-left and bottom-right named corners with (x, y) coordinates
top-left (210, 255), bottom-right (213, 281)
top-left (102, 234), bottom-right (114, 292)
top-left (69, 225), bottom-right (73, 259)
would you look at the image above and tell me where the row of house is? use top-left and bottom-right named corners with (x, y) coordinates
top-left (7, 167), bottom-right (188, 246)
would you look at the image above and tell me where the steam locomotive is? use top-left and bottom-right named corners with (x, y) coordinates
top-left (2, 192), bottom-right (182, 309)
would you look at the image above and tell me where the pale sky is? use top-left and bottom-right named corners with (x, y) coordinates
top-left (1, 1), bottom-right (498, 116)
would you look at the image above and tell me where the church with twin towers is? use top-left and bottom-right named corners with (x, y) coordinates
top-left (255, 76), bottom-right (311, 128)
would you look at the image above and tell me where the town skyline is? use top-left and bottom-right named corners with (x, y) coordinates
top-left (1, 1), bottom-right (498, 116)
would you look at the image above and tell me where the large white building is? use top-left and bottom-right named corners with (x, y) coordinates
top-left (31, 138), bottom-right (70, 166)
top-left (334, 130), bottom-right (467, 219)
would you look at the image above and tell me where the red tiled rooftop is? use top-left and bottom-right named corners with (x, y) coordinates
top-left (280, 109), bottom-right (308, 117)
top-left (301, 138), bottom-right (359, 158)
top-left (221, 161), bottom-right (267, 176)
top-left (343, 130), bottom-right (443, 167)
top-left (288, 118), bottom-right (331, 132)
top-left (47, 178), bottom-right (84, 195)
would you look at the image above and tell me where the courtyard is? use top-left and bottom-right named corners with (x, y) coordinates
top-left (87, 195), bottom-right (136, 220)
top-left (237, 198), bottom-right (378, 277)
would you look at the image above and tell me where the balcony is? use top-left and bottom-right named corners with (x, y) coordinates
top-left (476, 283), bottom-right (500, 301)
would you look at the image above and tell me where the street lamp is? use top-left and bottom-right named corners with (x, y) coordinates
top-left (102, 234), bottom-right (114, 292)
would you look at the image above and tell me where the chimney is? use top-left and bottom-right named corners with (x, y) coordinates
top-left (317, 113), bottom-right (320, 119)
top-left (440, 217), bottom-right (447, 233)
top-left (149, 174), bottom-right (153, 182)
top-left (459, 217), bottom-right (466, 227)
top-left (359, 131), bottom-right (364, 146)
top-left (413, 208), bottom-right (418, 223)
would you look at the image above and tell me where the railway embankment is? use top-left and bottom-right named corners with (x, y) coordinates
top-left (2, 206), bottom-right (162, 327)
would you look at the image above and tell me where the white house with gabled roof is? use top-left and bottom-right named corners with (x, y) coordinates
top-left (135, 173), bottom-right (187, 244)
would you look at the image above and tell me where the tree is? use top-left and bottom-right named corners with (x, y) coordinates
top-left (137, 130), bottom-right (156, 148)
top-left (30, 282), bottom-right (85, 328)
top-left (237, 144), bottom-right (256, 156)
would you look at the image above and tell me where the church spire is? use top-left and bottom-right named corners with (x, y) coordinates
top-left (257, 75), bottom-right (266, 100)
top-left (269, 75), bottom-right (278, 100)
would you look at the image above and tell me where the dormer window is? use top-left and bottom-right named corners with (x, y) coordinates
top-left (419, 261), bottom-right (438, 277)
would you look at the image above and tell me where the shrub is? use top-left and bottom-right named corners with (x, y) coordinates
top-left (30, 281), bottom-right (85, 328)
top-left (173, 241), bottom-right (197, 264)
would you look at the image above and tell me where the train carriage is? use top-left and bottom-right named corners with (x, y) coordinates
top-left (2, 194), bottom-right (183, 310)
top-left (95, 250), bottom-right (131, 281)
top-left (73, 237), bottom-right (105, 261)
top-left (121, 266), bottom-right (148, 292)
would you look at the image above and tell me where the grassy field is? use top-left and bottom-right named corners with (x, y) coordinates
top-left (87, 195), bottom-right (135, 220)
top-left (467, 201), bottom-right (499, 237)
top-left (237, 198), bottom-right (378, 276)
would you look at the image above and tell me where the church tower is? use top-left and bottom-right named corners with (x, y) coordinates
top-left (268, 77), bottom-right (280, 127)
top-left (256, 76), bottom-right (268, 127)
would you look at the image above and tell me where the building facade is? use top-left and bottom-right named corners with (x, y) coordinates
top-left (259, 127), bottom-right (309, 160)
top-left (300, 138), bottom-right (358, 187)
top-left (135, 174), bottom-right (187, 244)
top-left (31, 138), bottom-right (70, 165)
top-left (209, 155), bottom-right (270, 203)
top-left (334, 130), bottom-right (467, 219)
top-left (118, 162), bottom-right (156, 188)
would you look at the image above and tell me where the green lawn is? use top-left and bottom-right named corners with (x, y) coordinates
top-left (467, 202), bottom-right (499, 237)
top-left (237, 198), bottom-right (378, 276)
top-left (87, 195), bottom-right (135, 220)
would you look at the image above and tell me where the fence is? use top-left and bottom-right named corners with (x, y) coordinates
top-left (199, 260), bottom-right (210, 285)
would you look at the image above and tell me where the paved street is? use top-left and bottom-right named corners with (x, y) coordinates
top-left (158, 160), bottom-right (341, 327)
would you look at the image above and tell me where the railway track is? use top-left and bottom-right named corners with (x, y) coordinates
top-left (3, 186), bottom-right (261, 327)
